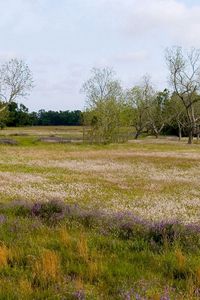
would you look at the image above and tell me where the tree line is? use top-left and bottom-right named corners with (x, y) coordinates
top-left (3, 102), bottom-right (82, 127)
top-left (82, 46), bottom-right (200, 144)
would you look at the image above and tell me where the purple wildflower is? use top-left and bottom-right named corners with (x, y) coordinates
top-left (73, 290), bottom-right (85, 300)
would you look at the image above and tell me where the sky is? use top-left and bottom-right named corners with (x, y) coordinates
top-left (1, 0), bottom-right (200, 111)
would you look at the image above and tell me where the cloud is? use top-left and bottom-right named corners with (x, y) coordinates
top-left (107, 0), bottom-right (200, 47)
top-left (0, 51), bottom-right (19, 62)
top-left (113, 51), bottom-right (149, 64)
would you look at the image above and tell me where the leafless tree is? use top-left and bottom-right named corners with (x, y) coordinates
top-left (81, 67), bottom-right (122, 107)
top-left (0, 58), bottom-right (33, 112)
top-left (166, 46), bottom-right (200, 144)
top-left (126, 75), bottom-right (154, 139)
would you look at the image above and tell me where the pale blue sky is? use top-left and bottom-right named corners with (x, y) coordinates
top-left (1, 0), bottom-right (200, 111)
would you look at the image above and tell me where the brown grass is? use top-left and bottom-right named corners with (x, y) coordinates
top-left (0, 245), bottom-right (11, 268)
top-left (175, 249), bottom-right (186, 271)
top-left (77, 233), bottom-right (88, 262)
top-left (59, 226), bottom-right (71, 247)
top-left (33, 250), bottom-right (61, 282)
top-left (19, 278), bottom-right (33, 296)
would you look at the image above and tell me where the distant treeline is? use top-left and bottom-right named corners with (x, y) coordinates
top-left (4, 102), bottom-right (83, 127)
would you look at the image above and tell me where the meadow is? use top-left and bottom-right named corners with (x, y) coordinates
top-left (0, 126), bottom-right (200, 299)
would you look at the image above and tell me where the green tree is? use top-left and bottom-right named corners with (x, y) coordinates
top-left (82, 67), bottom-right (124, 143)
top-left (7, 102), bottom-right (32, 126)
top-left (84, 97), bottom-right (123, 143)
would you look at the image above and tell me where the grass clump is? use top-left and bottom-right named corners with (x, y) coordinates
top-left (32, 249), bottom-right (61, 285)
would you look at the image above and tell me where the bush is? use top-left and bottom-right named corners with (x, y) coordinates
top-left (31, 200), bottom-right (66, 223)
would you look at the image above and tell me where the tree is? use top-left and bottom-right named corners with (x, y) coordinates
top-left (0, 58), bottom-right (33, 102)
top-left (7, 102), bottom-right (33, 126)
top-left (165, 46), bottom-right (200, 144)
top-left (82, 67), bottom-right (124, 143)
top-left (35, 109), bottom-right (82, 126)
top-left (0, 102), bottom-right (9, 129)
top-left (126, 76), bottom-right (171, 139)
top-left (84, 97), bottom-right (123, 143)
top-left (146, 88), bottom-right (171, 138)
top-left (166, 93), bottom-right (187, 140)
top-left (82, 67), bottom-right (122, 107)
top-left (0, 58), bottom-right (33, 124)
top-left (125, 79), bottom-right (150, 139)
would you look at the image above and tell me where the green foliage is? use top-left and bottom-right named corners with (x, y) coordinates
top-left (82, 67), bottom-right (130, 143)
top-left (35, 109), bottom-right (82, 126)
top-left (6, 102), bottom-right (83, 127)
top-left (7, 102), bottom-right (33, 126)
top-left (84, 97), bottom-right (125, 143)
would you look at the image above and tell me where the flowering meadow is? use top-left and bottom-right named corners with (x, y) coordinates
top-left (0, 127), bottom-right (200, 298)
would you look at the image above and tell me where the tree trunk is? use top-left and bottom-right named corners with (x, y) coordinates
top-left (152, 125), bottom-right (159, 139)
top-left (83, 126), bottom-right (85, 142)
top-left (196, 125), bottom-right (200, 143)
top-left (178, 124), bottom-right (182, 141)
top-left (134, 131), bottom-right (140, 139)
top-left (188, 129), bottom-right (193, 144)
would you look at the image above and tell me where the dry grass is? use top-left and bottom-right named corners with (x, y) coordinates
top-left (0, 245), bottom-right (11, 268)
top-left (33, 250), bottom-right (61, 282)
top-left (59, 226), bottom-right (71, 247)
top-left (19, 278), bottom-right (33, 297)
top-left (0, 125), bottom-right (83, 137)
top-left (88, 259), bottom-right (101, 281)
top-left (175, 249), bottom-right (186, 271)
top-left (77, 233), bottom-right (88, 262)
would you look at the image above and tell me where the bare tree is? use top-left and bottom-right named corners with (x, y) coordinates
top-left (166, 46), bottom-right (200, 144)
top-left (0, 58), bottom-right (33, 112)
top-left (81, 67), bottom-right (122, 107)
top-left (125, 75), bottom-right (169, 139)
top-left (125, 76), bottom-right (153, 139)
top-left (125, 86), bottom-right (147, 139)
top-left (167, 93), bottom-right (187, 141)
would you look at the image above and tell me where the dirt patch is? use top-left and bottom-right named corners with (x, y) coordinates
top-left (0, 138), bottom-right (18, 145)
top-left (38, 136), bottom-right (82, 143)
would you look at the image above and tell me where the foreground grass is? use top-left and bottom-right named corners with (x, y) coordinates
top-left (0, 200), bottom-right (200, 299)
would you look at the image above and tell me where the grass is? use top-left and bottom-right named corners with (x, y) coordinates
top-left (0, 200), bottom-right (200, 299)
top-left (0, 131), bottom-right (199, 223)
top-left (0, 126), bottom-right (199, 298)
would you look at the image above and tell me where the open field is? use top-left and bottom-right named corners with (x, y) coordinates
top-left (0, 126), bottom-right (84, 139)
top-left (0, 127), bottom-right (199, 224)
top-left (0, 127), bottom-right (200, 298)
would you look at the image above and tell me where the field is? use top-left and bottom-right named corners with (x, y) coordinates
top-left (0, 126), bottom-right (200, 299)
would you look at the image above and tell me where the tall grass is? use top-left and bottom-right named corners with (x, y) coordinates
top-left (0, 200), bottom-right (199, 298)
